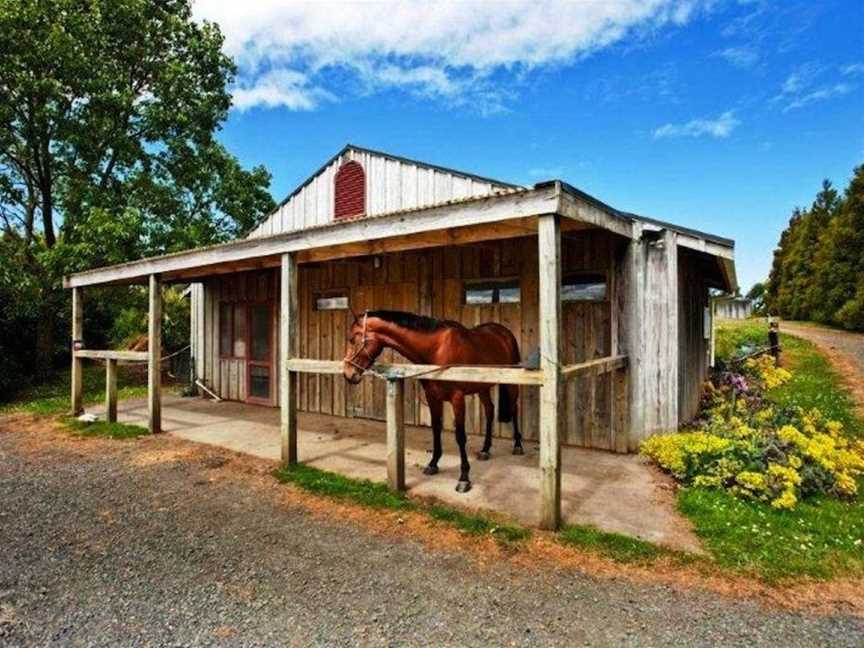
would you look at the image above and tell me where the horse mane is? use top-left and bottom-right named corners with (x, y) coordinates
top-left (367, 310), bottom-right (445, 332)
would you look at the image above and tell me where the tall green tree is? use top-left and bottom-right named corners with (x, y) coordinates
top-left (0, 0), bottom-right (275, 382)
top-left (810, 165), bottom-right (864, 329)
top-left (766, 166), bottom-right (864, 331)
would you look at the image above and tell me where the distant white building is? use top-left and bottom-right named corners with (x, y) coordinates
top-left (715, 296), bottom-right (752, 320)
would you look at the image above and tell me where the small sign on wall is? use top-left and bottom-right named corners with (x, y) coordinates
top-left (703, 306), bottom-right (712, 340)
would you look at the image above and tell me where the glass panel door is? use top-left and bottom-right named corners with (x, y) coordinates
top-left (246, 304), bottom-right (272, 403)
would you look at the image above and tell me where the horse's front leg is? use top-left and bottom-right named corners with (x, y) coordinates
top-left (423, 390), bottom-right (444, 476)
top-left (452, 392), bottom-right (472, 493)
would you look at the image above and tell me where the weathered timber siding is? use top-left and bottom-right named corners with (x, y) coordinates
top-left (198, 231), bottom-right (623, 450)
top-left (677, 249), bottom-right (710, 424)
top-left (715, 299), bottom-right (751, 320)
top-left (248, 148), bottom-right (512, 238)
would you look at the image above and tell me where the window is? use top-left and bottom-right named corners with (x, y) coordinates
top-left (219, 302), bottom-right (247, 357)
top-left (562, 272), bottom-right (607, 302)
top-left (315, 291), bottom-right (349, 311)
top-left (464, 279), bottom-right (521, 305)
top-left (334, 161), bottom-right (366, 219)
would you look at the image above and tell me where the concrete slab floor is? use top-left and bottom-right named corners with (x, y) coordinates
top-left (89, 395), bottom-right (702, 553)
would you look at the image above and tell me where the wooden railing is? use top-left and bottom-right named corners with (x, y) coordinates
top-left (284, 353), bottom-right (628, 491)
top-left (73, 349), bottom-right (149, 423)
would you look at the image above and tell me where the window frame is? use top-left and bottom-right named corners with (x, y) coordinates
top-left (463, 277), bottom-right (521, 306)
top-left (561, 271), bottom-right (609, 303)
top-left (218, 301), bottom-right (251, 359)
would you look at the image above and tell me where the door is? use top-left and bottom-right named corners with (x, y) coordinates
top-left (246, 303), bottom-right (274, 405)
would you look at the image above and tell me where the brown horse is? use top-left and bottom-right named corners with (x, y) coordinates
top-left (342, 310), bottom-right (522, 493)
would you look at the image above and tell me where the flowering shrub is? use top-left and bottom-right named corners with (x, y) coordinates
top-left (641, 354), bottom-right (864, 510)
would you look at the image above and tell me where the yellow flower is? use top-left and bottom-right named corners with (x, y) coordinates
top-left (835, 472), bottom-right (858, 496)
top-left (736, 471), bottom-right (767, 492)
top-left (771, 490), bottom-right (797, 510)
top-left (640, 432), bottom-right (731, 477)
top-left (826, 420), bottom-right (844, 437)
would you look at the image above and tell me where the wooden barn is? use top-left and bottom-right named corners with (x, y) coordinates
top-left (64, 145), bottom-right (737, 529)
top-left (714, 296), bottom-right (752, 320)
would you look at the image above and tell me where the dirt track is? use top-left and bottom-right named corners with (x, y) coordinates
top-left (1, 419), bottom-right (862, 647)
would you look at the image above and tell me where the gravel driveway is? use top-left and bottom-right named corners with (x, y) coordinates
top-left (782, 323), bottom-right (864, 372)
top-left (1, 421), bottom-right (862, 647)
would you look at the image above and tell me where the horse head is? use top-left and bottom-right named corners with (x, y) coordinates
top-left (342, 311), bottom-right (385, 384)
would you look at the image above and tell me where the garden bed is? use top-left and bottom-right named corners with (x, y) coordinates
top-left (644, 319), bottom-right (864, 581)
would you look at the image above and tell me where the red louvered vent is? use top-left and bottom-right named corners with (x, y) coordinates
top-left (334, 161), bottom-right (366, 220)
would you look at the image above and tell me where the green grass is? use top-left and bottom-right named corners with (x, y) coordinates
top-left (679, 486), bottom-right (864, 582)
top-left (273, 463), bottom-right (531, 545)
top-left (677, 320), bottom-right (864, 581)
top-left (558, 524), bottom-right (677, 564)
top-left (716, 319), bottom-right (861, 436)
top-left (714, 318), bottom-right (775, 362)
top-left (274, 463), bottom-right (414, 510)
top-left (0, 364), bottom-right (148, 416)
top-left (428, 504), bottom-right (531, 544)
top-left (62, 416), bottom-right (150, 440)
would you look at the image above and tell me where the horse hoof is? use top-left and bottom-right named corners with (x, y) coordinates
top-left (423, 465), bottom-right (439, 476)
top-left (512, 446), bottom-right (524, 456)
top-left (477, 451), bottom-right (490, 461)
top-left (455, 480), bottom-right (472, 493)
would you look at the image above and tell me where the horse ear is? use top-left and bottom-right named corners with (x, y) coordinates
top-left (349, 307), bottom-right (360, 325)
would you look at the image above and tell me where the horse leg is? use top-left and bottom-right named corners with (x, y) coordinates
top-left (423, 394), bottom-right (444, 476)
top-left (452, 392), bottom-right (472, 493)
top-left (510, 385), bottom-right (524, 455)
top-left (477, 389), bottom-right (494, 461)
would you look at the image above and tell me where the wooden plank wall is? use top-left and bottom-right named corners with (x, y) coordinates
top-left (678, 249), bottom-right (710, 423)
top-left (200, 231), bottom-right (621, 449)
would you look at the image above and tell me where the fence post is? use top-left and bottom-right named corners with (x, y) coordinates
top-left (538, 213), bottom-right (563, 530)
top-left (71, 287), bottom-right (84, 415)
top-left (105, 358), bottom-right (117, 423)
top-left (280, 253), bottom-right (299, 466)
top-left (148, 274), bottom-right (162, 433)
top-left (386, 378), bottom-right (406, 492)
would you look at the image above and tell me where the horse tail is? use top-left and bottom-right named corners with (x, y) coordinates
top-left (498, 383), bottom-right (513, 423)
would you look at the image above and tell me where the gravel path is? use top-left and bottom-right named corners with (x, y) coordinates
top-left (1, 423), bottom-right (862, 647)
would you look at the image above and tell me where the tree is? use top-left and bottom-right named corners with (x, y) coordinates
top-left (766, 166), bottom-right (864, 331)
top-left (745, 281), bottom-right (767, 316)
top-left (811, 165), bottom-right (864, 330)
top-left (0, 0), bottom-right (275, 382)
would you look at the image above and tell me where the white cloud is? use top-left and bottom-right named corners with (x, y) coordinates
top-left (232, 69), bottom-right (334, 111)
top-left (193, 0), bottom-right (706, 111)
top-left (653, 110), bottom-right (740, 139)
top-left (716, 45), bottom-right (759, 68)
top-left (842, 63), bottom-right (864, 76)
top-left (783, 83), bottom-right (855, 112)
top-left (774, 63), bottom-right (858, 112)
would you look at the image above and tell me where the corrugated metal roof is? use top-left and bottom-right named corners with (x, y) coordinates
top-left (544, 180), bottom-right (734, 249)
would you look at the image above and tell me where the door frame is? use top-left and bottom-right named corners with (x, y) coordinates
top-left (245, 301), bottom-right (275, 406)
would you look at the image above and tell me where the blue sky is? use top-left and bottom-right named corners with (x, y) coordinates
top-left (195, 0), bottom-right (864, 291)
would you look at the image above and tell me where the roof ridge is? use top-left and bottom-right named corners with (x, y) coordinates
top-left (274, 144), bottom-right (521, 210)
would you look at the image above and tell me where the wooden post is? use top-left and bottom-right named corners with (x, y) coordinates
top-left (71, 287), bottom-right (84, 415)
top-left (537, 213), bottom-right (563, 530)
top-left (148, 274), bottom-right (162, 433)
top-left (280, 253), bottom-right (299, 466)
top-left (386, 378), bottom-right (406, 492)
top-left (105, 359), bottom-right (117, 423)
